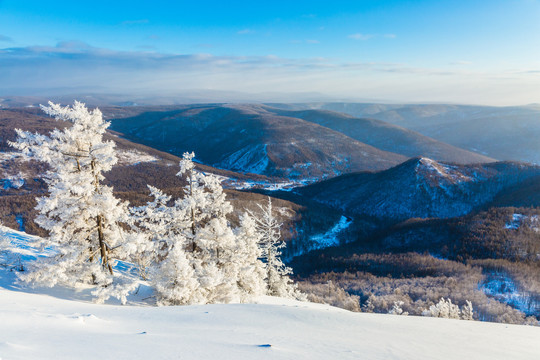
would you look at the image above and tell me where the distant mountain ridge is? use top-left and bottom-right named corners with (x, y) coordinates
top-left (262, 105), bottom-right (494, 164)
top-left (299, 157), bottom-right (540, 220)
top-left (5, 98), bottom-right (539, 164)
top-left (276, 102), bottom-right (540, 164)
top-left (105, 104), bottom-right (496, 180)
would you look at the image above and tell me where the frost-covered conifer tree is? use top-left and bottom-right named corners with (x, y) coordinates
top-left (128, 185), bottom-right (174, 279)
top-left (151, 238), bottom-right (202, 305)
top-left (130, 184), bottom-right (203, 305)
top-left (133, 154), bottom-right (267, 305)
top-left (234, 213), bottom-right (267, 299)
top-left (251, 197), bottom-right (300, 298)
top-left (10, 101), bottom-right (137, 303)
top-left (175, 152), bottom-right (241, 303)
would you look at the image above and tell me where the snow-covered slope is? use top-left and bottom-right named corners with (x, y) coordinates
top-left (1, 226), bottom-right (540, 360)
top-left (1, 286), bottom-right (540, 360)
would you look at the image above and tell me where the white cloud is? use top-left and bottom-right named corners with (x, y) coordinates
top-left (451, 60), bottom-right (473, 65)
top-left (348, 33), bottom-right (373, 41)
top-left (349, 33), bottom-right (397, 40)
top-left (0, 42), bottom-right (537, 105)
top-left (237, 29), bottom-right (252, 35)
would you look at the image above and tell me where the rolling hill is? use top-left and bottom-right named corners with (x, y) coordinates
top-left (287, 102), bottom-right (540, 164)
top-left (106, 104), bottom-right (407, 180)
top-left (298, 157), bottom-right (540, 220)
top-left (263, 106), bottom-right (494, 164)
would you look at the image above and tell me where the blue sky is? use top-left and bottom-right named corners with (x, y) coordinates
top-left (1, 0), bottom-right (539, 104)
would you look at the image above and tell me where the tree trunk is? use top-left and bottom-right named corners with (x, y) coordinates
top-left (91, 158), bottom-right (113, 275)
top-left (190, 171), bottom-right (196, 252)
top-left (97, 215), bottom-right (113, 275)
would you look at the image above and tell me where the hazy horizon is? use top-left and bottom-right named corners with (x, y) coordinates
top-left (2, 91), bottom-right (540, 108)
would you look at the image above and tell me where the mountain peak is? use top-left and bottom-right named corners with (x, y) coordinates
top-left (414, 157), bottom-right (473, 187)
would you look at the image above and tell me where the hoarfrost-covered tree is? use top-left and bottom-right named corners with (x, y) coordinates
top-left (177, 152), bottom-right (241, 303)
top-left (129, 185), bottom-right (174, 279)
top-left (175, 153), bottom-right (238, 303)
top-left (130, 185), bottom-right (203, 305)
top-left (130, 153), bottom-right (267, 305)
top-left (388, 301), bottom-right (409, 315)
top-left (152, 243), bottom-right (201, 305)
top-left (234, 213), bottom-right (267, 299)
top-left (422, 297), bottom-right (461, 319)
top-left (461, 300), bottom-right (474, 320)
top-left (251, 197), bottom-right (301, 298)
top-left (362, 295), bottom-right (376, 313)
top-left (10, 101), bottom-right (138, 303)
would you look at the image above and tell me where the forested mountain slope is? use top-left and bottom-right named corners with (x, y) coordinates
top-left (299, 157), bottom-right (540, 220)
top-left (107, 104), bottom-right (407, 179)
top-left (264, 106), bottom-right (494, 164)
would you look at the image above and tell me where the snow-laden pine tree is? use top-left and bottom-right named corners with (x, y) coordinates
top-left (251, 197), bottom-right (301, 299)
top-left (234, 213), bottom-right (267, 299)
top-left (176, 152), bottom-right (241, 303)
top-left (10, 101), bottom-right (138, 303)
top-left (129, 153), bottom-right (266, 305)
top-left (129, 185), bottom-right (174, 279)
top-left (129, 185), bottom-right (203, 305)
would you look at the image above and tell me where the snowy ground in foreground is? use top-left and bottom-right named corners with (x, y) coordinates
top-left (1, 227), bottom-right (540, 360)
top-left (1, 288), bottom-right (540, 360)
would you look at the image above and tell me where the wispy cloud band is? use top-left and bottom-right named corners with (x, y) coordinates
top-left (0, 42), bottom-right (537, 105)
top-left (348, 33), bottom-right (396, 40)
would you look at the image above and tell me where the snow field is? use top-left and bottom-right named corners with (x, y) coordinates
top-left (1, 288), bottom-right (540, 360)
